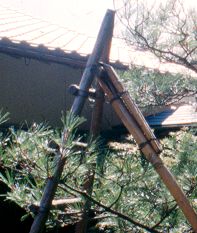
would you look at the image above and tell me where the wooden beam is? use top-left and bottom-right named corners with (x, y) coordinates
top-left (32, 198), bottom-right (82, 210)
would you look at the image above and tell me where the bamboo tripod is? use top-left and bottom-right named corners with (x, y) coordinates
top-left (29, 9), bottom-right (197, 233)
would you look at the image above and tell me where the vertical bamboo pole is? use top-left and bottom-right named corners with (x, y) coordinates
top-left (90, 83), bottom-right (105, 136)
top-left (98, 71), bottom-right (197, 232)
top-left (29, 154), bottom-right (66, 233)
top-left (90, 30), bottom-right (113, 136)
top-left (75, 10), bottom-right (115, 233)
top-left (75, 170), bottom-right (95, 233)
top-left (29, 10), bottom-right (115, 233)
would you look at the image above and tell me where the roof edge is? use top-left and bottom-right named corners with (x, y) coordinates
top-left (0, 38), bottom-right (129, 70)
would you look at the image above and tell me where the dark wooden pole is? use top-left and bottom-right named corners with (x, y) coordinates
top-left (29, 9), bottom-right (115, 233)
top-left (74, 170), bottom-right (95, 233)
top-left (90, 83), bottom-right (105, 136)
top-left (90, 21), bottom-right (113, 136)
top-left (71, 9), bottom-right (115, 116)
top-left (29, 154), bottom-right (66, 233)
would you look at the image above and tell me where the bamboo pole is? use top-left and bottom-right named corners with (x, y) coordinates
top-left (75, 170), bottom-right (95, 233)
top-left (75, 10), bottom-right (115, 233)
top-left (33, 198), bottom-right (82, 209)
top-left (102, 63), bottom-right (161, 153)
top-left (98, 71), bottom-right (197, 232)
top-left (89, 19), bottom-right (113, 136)
top-left (90, 82), bottom-right (105, 136)
top-left (71, 9), bottom-right (115, 116)
top-left (29, 10), bottom-right (115, 233)
top-left (29, 154), bottom-right (66, 233)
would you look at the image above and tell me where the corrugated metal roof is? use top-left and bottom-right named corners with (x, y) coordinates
top-left (146, 105), bottom-right (197, 128)
top-left (0, 4), bottom-right (196, 74)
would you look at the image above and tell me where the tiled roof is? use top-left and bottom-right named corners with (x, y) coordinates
top-left (146, 105), bottom-right (197, 128)
top-left (0, 4), bottom-right (196, 74)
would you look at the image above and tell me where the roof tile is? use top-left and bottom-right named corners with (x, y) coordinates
top-left (0, 4), bottom-right (196, 75)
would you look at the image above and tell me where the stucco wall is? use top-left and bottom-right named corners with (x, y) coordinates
top-left (0, 53), bottom-right (120, 130)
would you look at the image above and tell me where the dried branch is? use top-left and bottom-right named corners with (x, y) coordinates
top-left (32, 198), bottom-right (82, 209)
top-left (115, 0), bottom-right (197, 74)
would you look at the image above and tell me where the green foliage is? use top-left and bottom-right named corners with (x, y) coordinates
top-left (119, 67), bottom-right (197, 108)
top-left (0, 111), bottom-right (196, 232)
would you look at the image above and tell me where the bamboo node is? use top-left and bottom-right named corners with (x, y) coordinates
top-left (138, 138), bottom-right (159, 151)
top-left (152, 161), bottom-right (164, 170)
top-left (109, 91), bottom-right (128, 104)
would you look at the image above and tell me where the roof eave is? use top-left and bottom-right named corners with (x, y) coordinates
top-left (0, 38), bottom-right (129, 70)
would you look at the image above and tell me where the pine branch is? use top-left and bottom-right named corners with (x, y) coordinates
top-left (59, 183), bottom-right (162, 233)
top-left (152, 204), bottom-right (178, 229)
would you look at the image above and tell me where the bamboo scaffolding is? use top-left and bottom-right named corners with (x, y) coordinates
top-left (28, 8), bottom-right (197, 233)
top-left (98, 67), bottom-right (197, 232)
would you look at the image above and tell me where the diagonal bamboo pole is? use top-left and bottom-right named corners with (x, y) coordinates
top-left (29, 153), bottom-right (66, 233)
top-left (98, 68), bottom-right (197, 232)
top-left (101, 63), bottom-right (161, 153)
top-left (71, 10), bottom-right (115, 116)
top-left (29, 10), bottom-right (115, 233)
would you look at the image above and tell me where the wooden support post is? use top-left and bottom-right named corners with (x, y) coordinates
top-left (90, 82), bottom-right (105, 136)
top-left (75, 170), bottom-right (95, 233)
top-left (76, 9), bottom-right (114, 233)
top-left (102, 63), bottom-right (162, 153)
top-left (90, 20), bottom-right (113, 136)
top-left (98, 69), bottom-right (197, 232)
top-left (71, 9), bottom-right (115, 116)
top-left (29, 9), bottom-right (115, 233)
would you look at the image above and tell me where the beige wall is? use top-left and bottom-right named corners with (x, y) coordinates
top-left (0, 53), bottom-right (121, 130)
